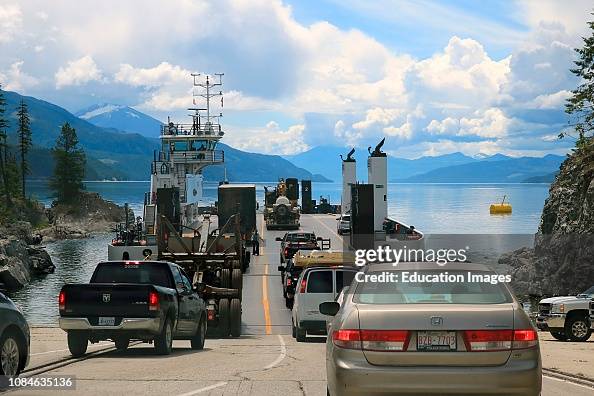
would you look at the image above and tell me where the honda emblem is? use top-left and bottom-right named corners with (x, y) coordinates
top-left (430, 316), bottom-right (443, 326)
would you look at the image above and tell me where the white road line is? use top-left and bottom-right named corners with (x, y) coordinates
top-left (544, 375), bottom-right (594, 390)
top-left (30, 342), bottom-right (112, 356)
top-left (177, 382), bottom-right (228, 396)
top-left (264, 334), bottom-right (287, 370)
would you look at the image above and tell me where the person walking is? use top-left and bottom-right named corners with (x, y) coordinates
top-left (252, 230), bottom-right (260, 256)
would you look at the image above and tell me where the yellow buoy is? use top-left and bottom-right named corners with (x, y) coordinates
top-left (490, 195), bottom-right (512, 214)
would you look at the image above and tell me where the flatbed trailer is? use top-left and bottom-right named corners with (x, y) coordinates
top-left (157, 213), bottom-right (248, 337)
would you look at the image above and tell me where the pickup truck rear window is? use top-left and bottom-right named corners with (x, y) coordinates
top-left (286, 233), bottom-right (315, 242)
top-left (91, 262), bottom-right (173, 289)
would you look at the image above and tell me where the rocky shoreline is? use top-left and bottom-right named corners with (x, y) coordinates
top-left (0, 192), bottom-right (132, 291)
top-left (0, 222), bottom-right (55, 290)
top-left (502, 141), bottom-right (594, 296)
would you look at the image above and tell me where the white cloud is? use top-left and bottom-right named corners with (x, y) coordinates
top-left (225, 121), bottom-right (309, 155)
top-left (55, 55), bottom-right (102, 88)
top-left (115, 62), bottom-right (190, 87)
top-left (428, 108), bottom-right (512, 138)
top-left (0, 3), bottom-right (22, 43)
top-left (0, 61), bottom-right (38, 92)
top-left (529, 89), bottom-right (571, 109)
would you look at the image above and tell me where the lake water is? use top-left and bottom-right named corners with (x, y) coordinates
top-left (11, 180), bottom-right (550, 324)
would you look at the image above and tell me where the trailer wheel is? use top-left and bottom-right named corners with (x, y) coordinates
top-left (230, 298), bottom-right (242, 337)
top-left (232, 269), bottom-right (243, 293)
top-left (218, 299), bottom-right (230, 337)
top-left (221, 269), bottom-right (231, 288)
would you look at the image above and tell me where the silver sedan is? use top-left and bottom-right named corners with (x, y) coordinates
top-left (321, 262), bottom-right (541, 396)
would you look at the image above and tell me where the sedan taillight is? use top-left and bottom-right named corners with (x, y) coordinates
top-left (463, 329), bottom-right (538, 351)
top-left (58, 290), bottom-right (66, 310)
top-left (332, 329), bottom-right (410, 351)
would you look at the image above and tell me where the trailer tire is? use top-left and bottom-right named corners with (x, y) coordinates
top-left (67, 331), bottom-right (88, 357)
top-left (232, 269), bottom-right (243, 293)
top-left (218, 299), bottom-right (230, 337)
top-left (230, 298), bottom-right (241, 337)
top-left (221, 269), bottom-right (231, 288)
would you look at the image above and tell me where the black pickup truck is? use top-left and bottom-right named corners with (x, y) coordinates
top-left (276, 232), bottom-right (326, 263)
top-left (59, 261), bottom-right (207, 356)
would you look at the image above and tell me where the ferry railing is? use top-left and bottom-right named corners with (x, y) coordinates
top-left (170, 149), bottom-right (224, 164)
top-left (161, 122), bottom-right (224, 137)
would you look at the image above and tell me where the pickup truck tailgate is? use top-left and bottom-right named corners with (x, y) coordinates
top-left (61, 284), bottom-right (159, 319)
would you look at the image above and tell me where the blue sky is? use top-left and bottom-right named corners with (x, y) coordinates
top-left (0, 0), bottom-right (592, 158)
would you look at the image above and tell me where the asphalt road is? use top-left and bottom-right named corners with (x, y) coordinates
top-left (7, 214), bottom-right (593, 395)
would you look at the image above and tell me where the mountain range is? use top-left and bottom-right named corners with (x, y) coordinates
top-left (1, 90), bottom-right (328, 182)
top-left (75, 103), bottom-right (163, 138)
top-left (286, 145), bottom-right (565, 183)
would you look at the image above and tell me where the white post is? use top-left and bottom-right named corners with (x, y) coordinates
top-left (342, 158), bottom-right (356, 214)
top-left (368, 154), bottom-right (387, 232)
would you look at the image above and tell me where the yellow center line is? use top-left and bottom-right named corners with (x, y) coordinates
top-left (260, 215), bottom-right (272, 335)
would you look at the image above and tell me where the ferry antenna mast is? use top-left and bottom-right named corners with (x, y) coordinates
top-left (192, 73), bottom-right (224, 124)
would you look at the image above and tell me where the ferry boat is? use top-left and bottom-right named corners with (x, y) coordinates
top-left (108, 73), bottom-right (225, 261)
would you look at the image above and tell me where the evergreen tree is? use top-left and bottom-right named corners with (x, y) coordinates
top-left (0, 84), bottom-right (11, 207)
top-left (50, 123), bottom-right (86, 202)
top-left (563, 14), bottom-right (594, 146)
top-left (17, 99), bottom-right (32, 197)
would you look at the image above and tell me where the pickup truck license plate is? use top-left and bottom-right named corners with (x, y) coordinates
top-left (417, 331), bottom-right (456, 351)
top-left (98, 317), bottom-right (116, 326)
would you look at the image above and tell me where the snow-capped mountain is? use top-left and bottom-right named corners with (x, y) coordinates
top-left (75, 103), bottom-right (163, 138)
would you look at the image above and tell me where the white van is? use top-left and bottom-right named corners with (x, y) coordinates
top-left (292, 266), bottom-right (357, 342)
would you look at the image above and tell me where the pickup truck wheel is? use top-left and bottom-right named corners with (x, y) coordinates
top-left (285, 297), bottom-right (293, 310)
top-left (565, 315), bottom-right (591, 342)
top-left (191, 317), bottom-right (206, 350)
top-left (296, 324), bottom-right (306, 342)
top-left (67, 331), bottom-right (88, 357)
top-left (231, 269), bottom-right (242, 293)
top-left (221, 269), bottom-right (231, 288)
top-left (550, 331), bottom-right (567, 341)
top-left (218, 299), bottom-right (230, 337)
top-left (114, 338), bottom-right (129, 351)
top-left (155, 317), bottom-right (173, 355)
top-left (230, 298), bottom-right (241, 337)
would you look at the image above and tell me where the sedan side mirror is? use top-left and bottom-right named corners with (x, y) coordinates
top-left (277, 265), bottom-right (285, 272)
top-left (275, 237), bottom-right (283, 242)
top-left (319, 301), bottom-right (340, 316)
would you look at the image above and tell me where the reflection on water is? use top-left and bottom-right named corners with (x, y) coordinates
top-left (11, 181), bottom-right (550, 325)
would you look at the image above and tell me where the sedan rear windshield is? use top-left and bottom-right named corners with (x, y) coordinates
top-left (91, 262), bottom-right (173, 289)
top-left (354, 270), bottom-right (512, 305)
top-left (286, 233), bottom-right (315, 242)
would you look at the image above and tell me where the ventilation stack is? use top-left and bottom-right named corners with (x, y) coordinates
top-left (341, 148), bottom-right (356, 215)
top-left (367, 138), bottom-right (387, 233)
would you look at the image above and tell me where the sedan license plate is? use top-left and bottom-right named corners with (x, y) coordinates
top-left (417, 331), bottom-right (456, 351)
top-left (98, 317), bottom-right (116, 326)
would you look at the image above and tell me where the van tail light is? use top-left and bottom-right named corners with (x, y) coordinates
top-left (463, 329), bottom-right (538, 352)
top-left (58, 290), bottom-right (66, 310)
top-left (299, 278), bottom-right (307, 293)
top-left (332, 329), bottom-right (410, 351)
top-left (286, 278), bottom-right (292, 287)
top-left (148, 291), bottom-right (159, 311)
